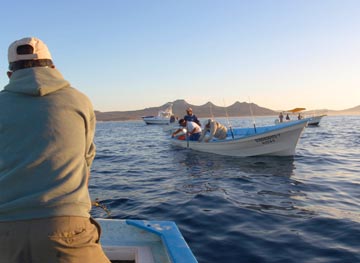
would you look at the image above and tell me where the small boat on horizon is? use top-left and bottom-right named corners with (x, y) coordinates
top-left (278, 107), bottom-right (326, 126)
top-left (142, 104), bottom-right (176, 125)
top-left (305, 114), bottom-right (326, 126)
top-left (171, 119), bottom-right (308, 157)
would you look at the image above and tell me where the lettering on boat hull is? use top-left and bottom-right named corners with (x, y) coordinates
top-left (254, 134), bottom-right (280, 145)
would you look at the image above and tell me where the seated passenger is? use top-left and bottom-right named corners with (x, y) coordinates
top-left (172, 119), bottom-right (202, 141)
top-left (199, 119), bottom-right (228, 142)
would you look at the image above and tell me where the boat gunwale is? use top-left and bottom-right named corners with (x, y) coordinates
top-left (97, 218), bottom-right (198, 263)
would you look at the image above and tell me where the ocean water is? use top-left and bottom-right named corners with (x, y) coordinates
top-left (89, 116), bottom-right (360, 263)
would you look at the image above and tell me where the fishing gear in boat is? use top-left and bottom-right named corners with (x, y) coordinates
top-left (185, 128), bottom-right (189, 148)
top-left (209, 103), bottom-right (214, 119)
top-left (92, 198), bottom-right (111, 217)
top-left (223, 99), bottom-right (234, 139)
top-left (248, 97), bottom-right (257, 133)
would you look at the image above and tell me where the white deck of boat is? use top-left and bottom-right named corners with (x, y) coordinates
top-left (99, 219), bottom-right (171, 263)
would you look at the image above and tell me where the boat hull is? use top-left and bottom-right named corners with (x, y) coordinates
top-left (171, 120), bottom-right (307, 157)
top-left (306, 115), bottom-right (325, 126)
top-left (98, 219), bottom-right (197, 263)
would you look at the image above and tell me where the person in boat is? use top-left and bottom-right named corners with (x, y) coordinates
top-left (279, 112), bottom-right (284, 122)
top-left (170, 115), bottom-right (176, 123)
top-left (0, 37), bottom-right (110, 262)
top-left (286, 113), bottom-right (290, 120)
top-left (199, 119), bottom-right (228, 142)
top-left (298, 113), bottom-right (303, 120)
top-left (184, 107), bottom-right (201, 126)
top-left (172, 118), bottom-right (202, 141)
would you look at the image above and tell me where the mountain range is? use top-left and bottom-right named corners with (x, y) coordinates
top-left (95, 99), bottom-right (360, 121)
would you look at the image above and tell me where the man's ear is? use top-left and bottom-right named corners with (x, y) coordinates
top-left (7, 71), bottom-right (12, 78)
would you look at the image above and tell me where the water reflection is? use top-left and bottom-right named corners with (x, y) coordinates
top-left (174, 149), bottom-right (296, 178)
top-left (172, 150), bottom-right (314, 218)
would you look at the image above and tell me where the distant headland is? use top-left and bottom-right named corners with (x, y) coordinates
top-left (95, 99), bottom-right (360, 122)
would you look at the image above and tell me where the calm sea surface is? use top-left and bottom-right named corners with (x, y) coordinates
top-left (89, 116), bottom-right (360, 263)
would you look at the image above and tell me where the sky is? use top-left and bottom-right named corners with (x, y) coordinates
top-left (1, 0), bottom-right (359, 112)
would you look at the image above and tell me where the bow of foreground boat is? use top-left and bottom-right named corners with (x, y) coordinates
top-left (98, 218), bottom-right (198, 263)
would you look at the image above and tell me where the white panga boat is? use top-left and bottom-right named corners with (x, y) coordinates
top-left (98, 218), bottom-right (198, 263)
top-left (171, 119), bottom-right (308, 157)
top-left (142, 104), bottom-right (175, 125)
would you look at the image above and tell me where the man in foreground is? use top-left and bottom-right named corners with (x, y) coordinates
top-left (0, 37), bottom-right (110, 262)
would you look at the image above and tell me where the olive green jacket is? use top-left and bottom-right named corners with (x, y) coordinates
top-left (0, 67), bottom-right (96, 221)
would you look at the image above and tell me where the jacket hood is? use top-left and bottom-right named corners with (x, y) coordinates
top-left (4, 67), bottom-right (70, 96)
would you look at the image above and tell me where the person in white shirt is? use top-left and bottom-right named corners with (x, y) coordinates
top-left (172, 119), bottom-right (202, 141)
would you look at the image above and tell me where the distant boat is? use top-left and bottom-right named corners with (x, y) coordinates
top-left (171, 119), bottom-right (308, 157)
top-left (98, 218), bottom-right (198, 263)
top-left (305, 114), bottom-right (326, 126)
top-left (278, 108), bottom-right (326, 126)
top-left (142, 104), bottom-right (175, 125)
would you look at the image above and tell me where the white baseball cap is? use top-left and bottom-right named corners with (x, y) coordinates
top-left (8, 37), bottom-right (52, 63)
